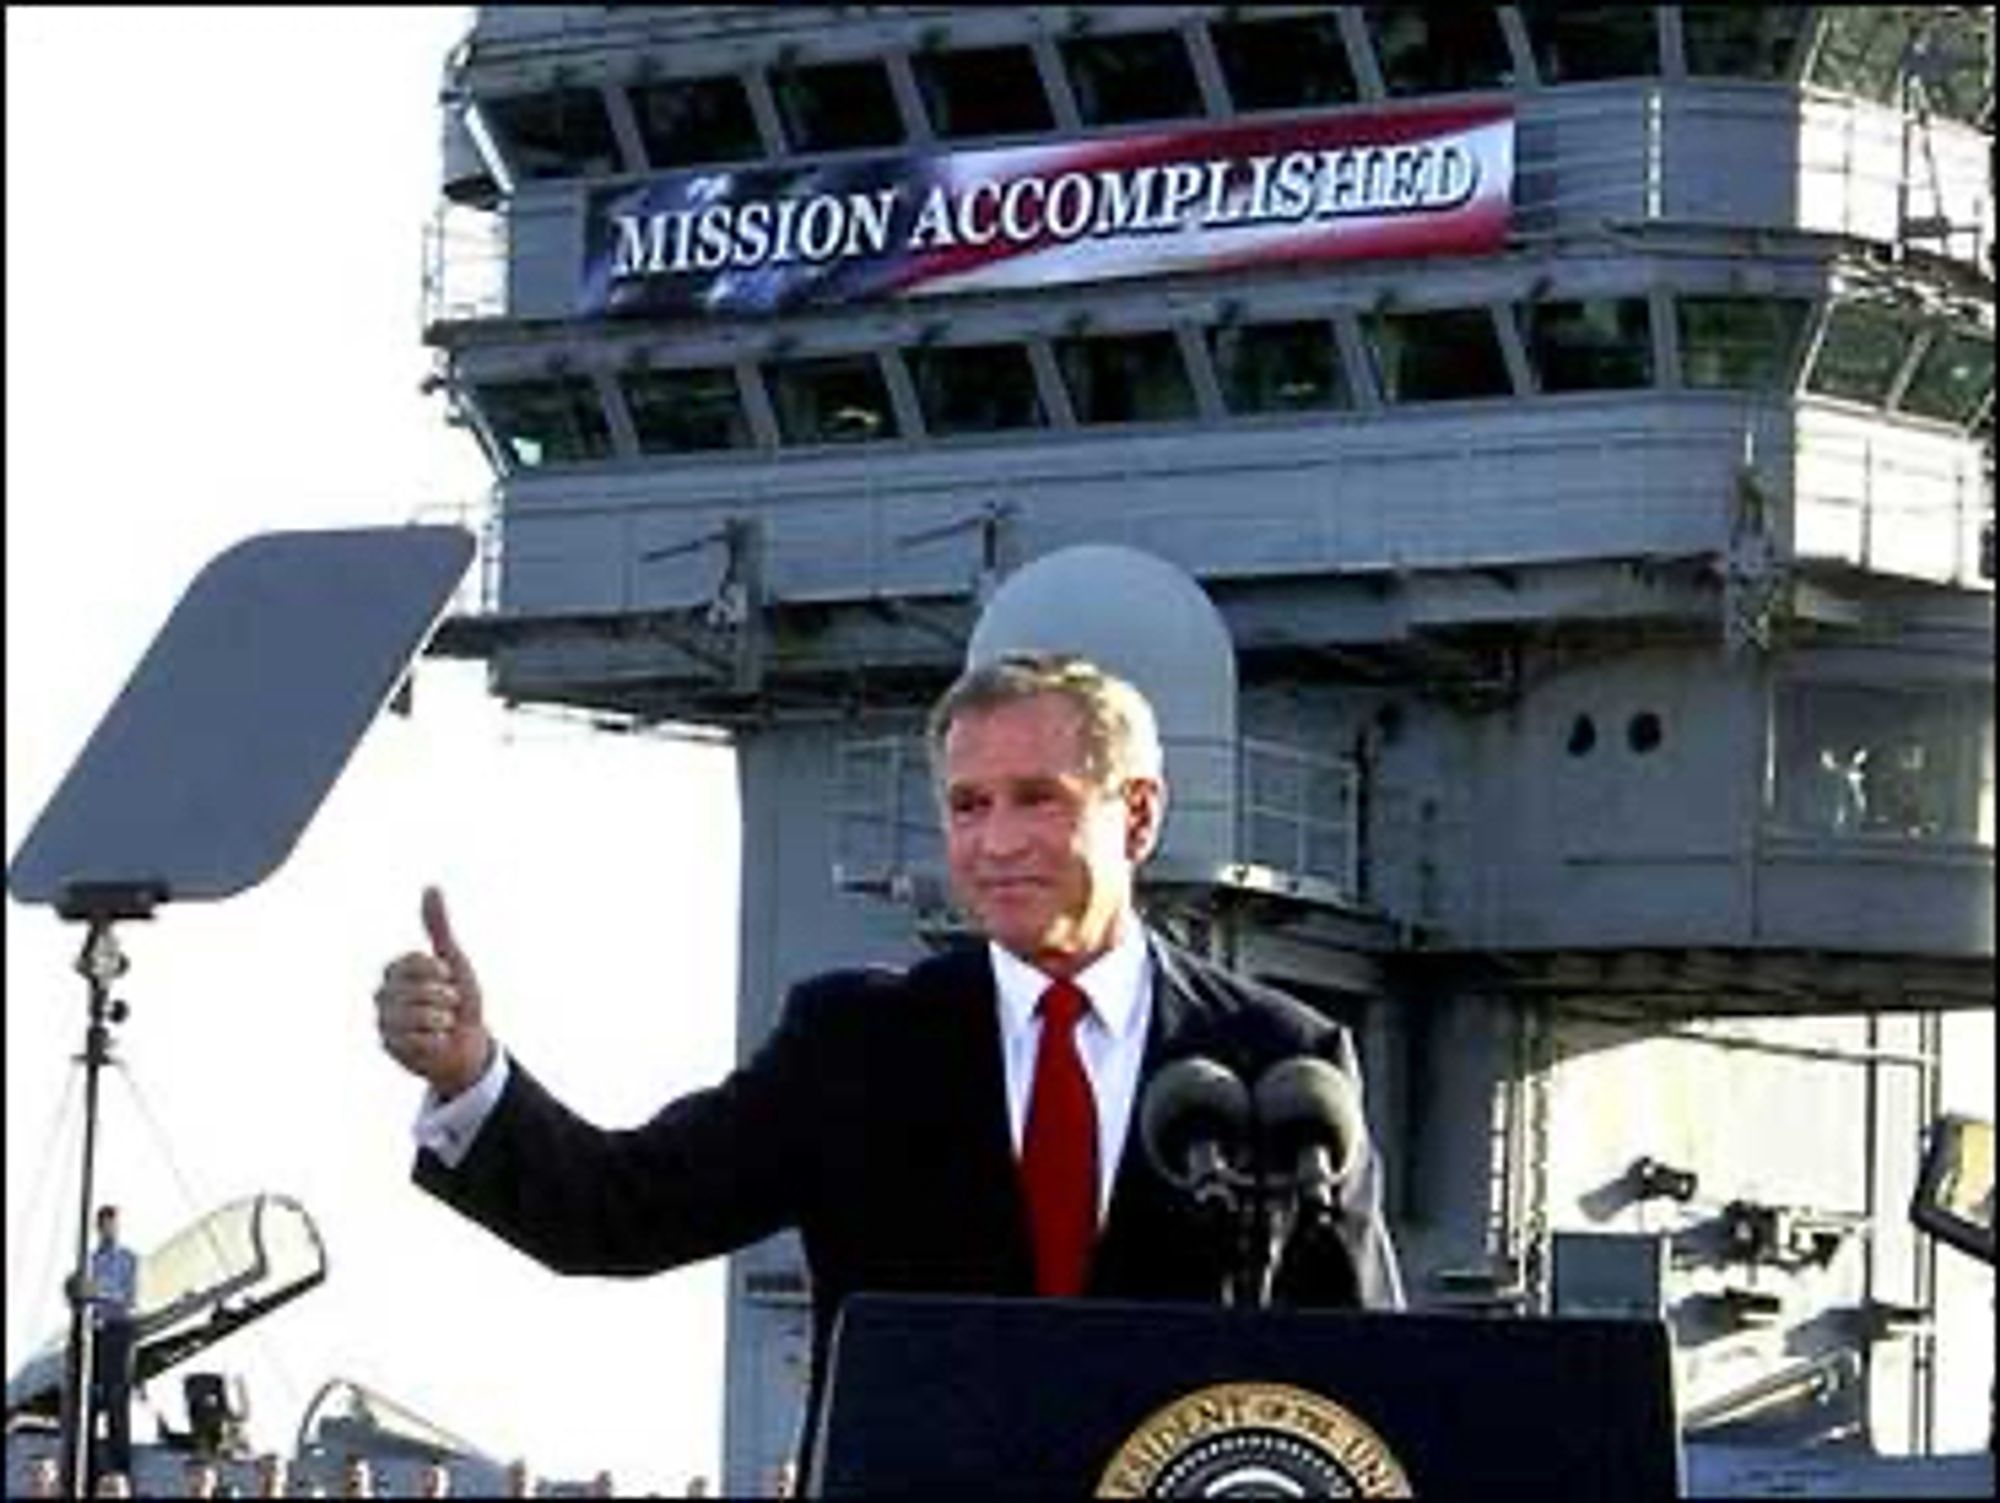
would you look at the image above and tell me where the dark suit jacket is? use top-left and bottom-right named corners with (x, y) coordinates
top-left (414, 932), bottom-right (1403, 1456)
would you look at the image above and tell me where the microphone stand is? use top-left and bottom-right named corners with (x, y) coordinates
top-left (1252, 1189), bottom-right (1292, 1310)
top-left (1245, 1161), bottom-right (1338, 1309)
top-left (1184, 1155), bottom-right (1255, 1308)
top-left (1246, 1169), bottom-right (1311, 1310)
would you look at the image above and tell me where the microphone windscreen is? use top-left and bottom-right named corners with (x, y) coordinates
top-left (1253, 1056), bottom-right (1363, 1186)
top-left (1140, 1056), bottom-right (1250, 1187)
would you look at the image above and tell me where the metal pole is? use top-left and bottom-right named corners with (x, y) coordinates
top-left (59, 918), bottom-right (128, 1500)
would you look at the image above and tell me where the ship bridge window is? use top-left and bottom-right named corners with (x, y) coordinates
top-left (1682, 7), bottom-right (1812, 81)
top-left (1055, 330), bottom-right (1198, 425)
top-left (620, 366), bottom-right (751, 454)
top-left (631, 75), bottom-right (762, 167)
top-left (1061, 31), bottom-right (1203, 127)
top-left (472, 377), bottom-right (614, 468)
top-left (766, 354), bottom-right (900, 446)
top-left (1365, 308), bottom-right (1514, 403)
top-left (1364, 7), bottom-right (1515, 96)
top-left (1522, 296), bottom-right (1654, 393)
top-left (1677, 296), bottom-right (1812, 390)
top-left (1807, 8), bottom-right (1916, 106)
top-left (1517, 4), bottom-right (1660, 84)
top-left (1772, 683), bottom-right (1994, 844)
top-left (1210, 320), bottom-right (1351, 414)
top-left (912, 45), bottom-right (1054, 139)
top-left (773, 59), bottom-right (906, 153)
top-left (483, 88), bottom-right (621, 181)
top-left (908, 344), bottom-right (1047, 435)
top-left (1897, 328), bottom-right (1995, 426)
top-left (1210, 13), bottom-right (1360, 113)
top-left (1805, 302), bottom-right (1920, 407)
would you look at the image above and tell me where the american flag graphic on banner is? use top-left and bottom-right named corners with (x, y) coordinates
top-left (582, 101), bottom-right (1513, 318)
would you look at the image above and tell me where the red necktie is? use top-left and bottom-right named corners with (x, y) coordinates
top-left (1020, 978), bottom-right (1098, 1297)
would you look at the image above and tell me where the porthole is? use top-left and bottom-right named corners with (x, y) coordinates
top-left (1628, 712), bottom-right (1663, 754)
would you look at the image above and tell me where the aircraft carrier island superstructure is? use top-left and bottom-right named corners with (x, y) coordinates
top-left (419, 8), bottom-right (1993, 1494)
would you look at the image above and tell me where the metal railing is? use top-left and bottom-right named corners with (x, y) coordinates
top-left (421, 206), bottom-right (509, 327)
top-left (831, 736), bottom-right (943, 899)
top-left (1514, 85), bottom-right (1991, 264)
top-left (1236, 737), bottom-right (1362, 900)
top-left (406, 494), bottom-right (505, 617)
top-left (1790, 409), bottom-right (1990, 586)
top-left (831, 732), bottom-right (1362, 905)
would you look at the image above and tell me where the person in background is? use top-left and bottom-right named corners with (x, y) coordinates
top-left (85, 1205), bottom-right (140, 1481)
top-left (338, 1456), bottom-right (375, 1498)
top-left (182, 1457), bottom-right (221, 1499)
top-left (250, 1454), bottom-right (288, 1498)
top-left (416, 1459), bottom-right (453, 1497)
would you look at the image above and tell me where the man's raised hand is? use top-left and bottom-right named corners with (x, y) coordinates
top-left (375, 885), bottom-right (494, 1099)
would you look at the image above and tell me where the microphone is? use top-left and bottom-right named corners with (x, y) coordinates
top-left (1139, 1056), bottom-right (1252, 1214)
top-left (1252, 1056), bottom-right (1364, 1227)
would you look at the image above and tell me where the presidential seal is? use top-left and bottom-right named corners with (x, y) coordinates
top-left (1096, 1381), bottom-right (1413, 1498)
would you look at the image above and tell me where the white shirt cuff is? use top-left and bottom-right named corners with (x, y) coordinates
top-left (413, 1046), bottom-right (511, 1169)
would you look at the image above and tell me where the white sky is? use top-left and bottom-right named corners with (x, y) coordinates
top-left (6, 8), bottom-right (737, 1493)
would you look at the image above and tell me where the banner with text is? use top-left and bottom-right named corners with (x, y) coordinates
top-left (581, 102), bottom-right (1513, 317)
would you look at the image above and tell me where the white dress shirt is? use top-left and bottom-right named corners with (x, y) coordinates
top-left (416, 915), bottom-right (1159, 1211)
top-left (988, 915), bottom-right (1155, 1223)
top-left (414, 1045), bottom-right (511, 1169)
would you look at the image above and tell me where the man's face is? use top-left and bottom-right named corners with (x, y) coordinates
top-left (96, 1209), bottom-right (116, 1244)
top-left (940, 694), bottom-right (1163, 974)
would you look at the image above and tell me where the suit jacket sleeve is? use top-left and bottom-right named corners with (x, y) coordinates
top-left (411, 981), bottom-right (824, 1277)
top-left (1308, 1024), bottom-right (1406, 1311)
top-left (1144, 940), bottom-right (1405, 1311)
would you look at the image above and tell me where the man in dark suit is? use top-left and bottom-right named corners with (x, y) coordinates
top-left (375, 652), bottom-right (1402, 1459)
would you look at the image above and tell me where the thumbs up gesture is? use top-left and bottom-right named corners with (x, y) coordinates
top-left (375, 886), bottom-right (494, 1099)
